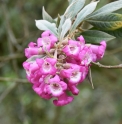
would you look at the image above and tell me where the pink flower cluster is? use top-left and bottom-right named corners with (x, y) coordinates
top-left (23, 31), bottom-right (106, 106)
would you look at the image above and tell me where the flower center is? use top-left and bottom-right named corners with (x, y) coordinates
top-left (70, 70), bottom-right (82, 83)
top-left (69, 46), bottom-right (76, 51)
top-left (51, 83), bottom-right (60, 91)
top-left (43, 62), bottom-right (50, 69)
top-left (72, 71), bottom-right (78, 77)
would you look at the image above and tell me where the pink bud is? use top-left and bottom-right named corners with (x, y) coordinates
top-left (68, 84), bottom-right (79, 95)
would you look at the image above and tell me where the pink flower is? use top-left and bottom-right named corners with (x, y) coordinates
top-left (79, 47), bottom-right (96, 65)
top-left (41, 31), bottom-right (58, 45)
top-left (66, 56), bottom-right (81, 65)
top-left (23, 61), bottom-right (31, 77)
top-left (23, 61), bottom-right (39, 76)
top-left (25, 42), bottom-right (42, 58)
top-left (46, 75), bottom-right (67, 97)
top-left (78, 66), bottom-right (88, 83)
top-left (53, 93), bottom-right (74, 106)
top-left (61, 64), bottom-right (87, 84)
top-left (33, 82), bottom-right (52, 100)
top-left (23, 61), bottom-right (30, 71)
top-left (43, 74), bottom-right (53, 84)
top-left (63, 40), bottom-right (81, 58)
top-left (32, 82), bottom-right (43, 95)
top-left (69, 69), bottom-right (82, 84)
top-left (37, 37), bottom-right (51, 51)
top-left (37, 30), bottom-right (58, 52)
top-left (23, 61), bottom-right (42, 84)
top-left (29, 71), bottom-right (42, 84)
top-left (36, 58), bottom-right (57, 75)
top-left (89, 41), bottom-right (106, 60)
top-left (29, 61), bottom-right (39, 74)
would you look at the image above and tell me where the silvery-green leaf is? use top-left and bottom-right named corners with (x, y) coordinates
top-left (35, 20), bottom-right (58, 36)
top-left (56, 14), bottom-right (61, 27)
top-left (60, 18), bottom-right (71, 40)
top-left (64, 0), bottom-right (85, 20)
top-left (58, 15), bottom-right (65, 34)
top-left (26, 55), bottom-right (45, 62)
top-left (87, 0), bottom-right (122, 19)
top-left (68, 0), bottom-right (73, 4)
top-left (42, 7), bottom-right (54, 23)
top-left (70, 1), bottom-right (99, 33)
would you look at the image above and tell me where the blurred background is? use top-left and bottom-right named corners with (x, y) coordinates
top-left (0, 0), bottom-right (122, 124)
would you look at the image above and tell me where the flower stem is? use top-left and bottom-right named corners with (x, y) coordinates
top-left (92, 62), bottom-right (122, 69)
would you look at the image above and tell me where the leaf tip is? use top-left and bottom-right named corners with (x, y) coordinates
top-left (42, 6), bottom-right (45, 11)
top-left (35, 19), bottom-right (37, 22)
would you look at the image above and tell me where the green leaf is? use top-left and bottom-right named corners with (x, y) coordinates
top-left (87, 0), bottom-right (122, 19)
top-left (64, 0), bottom-right (85, 20)
top-left (104, 28), bottom-right (122, 39)
top-left (35, 20), bottom-right (58, 36)
top-left (42, 7), bottom-right (54, 23)
top-left (87, 13), bottom-right (122, 31)
top-left (60, 18), bottom-right (71, 40)
top-left (81, 30), bottom-right (115, 43)
top-left (70, 1), bottom-right (99, 33)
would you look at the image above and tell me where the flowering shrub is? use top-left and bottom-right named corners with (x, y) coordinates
top-left (23, 0), bottom-right (122, 106)
top-left (23, 30), bottom-right (106, 106)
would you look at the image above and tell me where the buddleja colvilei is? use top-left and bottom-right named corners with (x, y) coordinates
top-left (23, 0), bottom-right (122, 106)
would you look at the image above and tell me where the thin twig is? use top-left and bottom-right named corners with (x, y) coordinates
top-left (0, 54), bottom-right (24, 61)
top-left (92, 62), bottom-right (122, 69)
top-left (44, 47), bottom-right (54, 58)
top-left (54, 48), bottom-right (57, 59)
top-left (88, 66), bottom-right (94, 89)
top-left (0, 77), bottom-right (28, 83)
